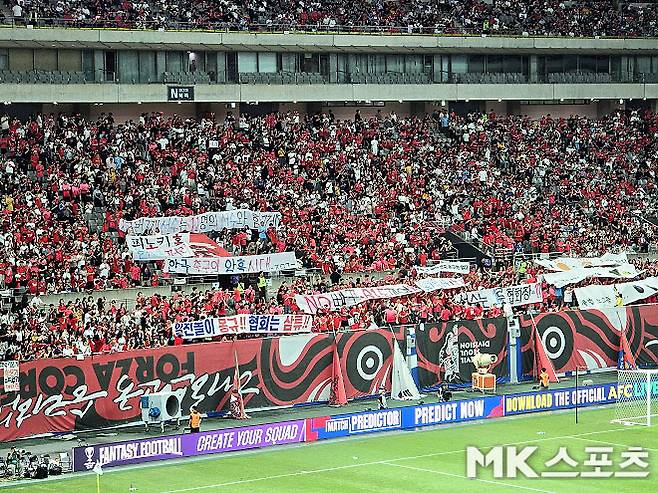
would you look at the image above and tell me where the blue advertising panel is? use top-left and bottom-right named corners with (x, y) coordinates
top-left (306, 395), bottom-right (504, 441)
top-left (503, 383), bottom-right (636, 416)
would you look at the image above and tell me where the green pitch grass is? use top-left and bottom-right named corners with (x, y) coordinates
top-left (2, 406), bottom-right (656, 493)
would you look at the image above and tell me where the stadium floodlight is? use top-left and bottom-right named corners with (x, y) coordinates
top-left (613, 369), bottom-right (658, 426)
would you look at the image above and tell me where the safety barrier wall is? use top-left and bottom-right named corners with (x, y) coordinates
top-left (72, 382), bottom-right (642, 472)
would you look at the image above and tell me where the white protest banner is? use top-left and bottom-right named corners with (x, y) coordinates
top-left (164, 252), bottom-right (297, 275)
top-left (541, 264), bottom-right (643, 288)
top-left (2, 361), bottom-right (19, 392)
top-left (295, 284), bottom-right (423, 315)
top-left (535, 252), bottom-right (628, 271)
top-left (126, 233), bottom-right (195, 261)
top-left (575, 277), bottom-right (658, 309)
top-left (454, 283), bottom-right (542, 309)
top-left (414, 277), bottom-right (466, 293)
top-left (173, 314), bottom-right (313, 340)
top-left (120, 209), bottom-right (282, 235)
top-left (415, 260), bottom-right (470, 275)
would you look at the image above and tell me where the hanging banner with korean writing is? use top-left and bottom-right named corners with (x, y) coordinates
top-left (535, 252), bottom-right (628, 271)
top-left (1, 361), bottom-right (19, 392)
top-left (414, 277), bottom-right (466, 293)
top-left (542, 264), bottom-right (643, 288)
top-left (0, 329), bottom-right (398, 441)
top-left (454, 283), bottom-right (542, 309)
top-left (164, 252), bottom-right (297, 275)
top-left (415, 261), bottom-right (470, 275)
top-left (126, 233), bottom-right (195, 260)
top-left (295, 284), bottom-right (423, 315)
top-left (173, 315), bottom-right (313, 340)
top-left (119, 209), bottom-right (282, 235)
top-left (574, 277), bottom-right (658, 309)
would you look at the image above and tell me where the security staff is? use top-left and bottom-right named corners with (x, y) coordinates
top-left (189, 406), bottom-right (202, 433)
top-left (257, 272), bottom-right (267, 300)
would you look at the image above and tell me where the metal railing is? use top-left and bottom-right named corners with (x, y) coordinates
top-left (1, 67), bottom-right (657, 86)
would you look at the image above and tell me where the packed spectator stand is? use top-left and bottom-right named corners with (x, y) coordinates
top-left (3, 0), bottom-right (658, 37)
top-left (1, 107), bottom-right (658, 361)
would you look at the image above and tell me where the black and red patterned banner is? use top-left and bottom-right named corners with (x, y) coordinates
top-left (415, 318), bottom-right (509, 389)
top-left (519, 305), bottom-right (658, 375)
top-left (0, 330), bottom-right (398, 441)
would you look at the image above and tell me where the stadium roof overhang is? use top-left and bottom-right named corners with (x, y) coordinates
top-left (0, 27), bottom-right (657, 54)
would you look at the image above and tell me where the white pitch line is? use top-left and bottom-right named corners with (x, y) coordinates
top-left (160, 426), bottom-right (626, 493)
top-left (387, 463), bottom-right (556, 493)
top-left (570, 436), bottom-right (658, 452)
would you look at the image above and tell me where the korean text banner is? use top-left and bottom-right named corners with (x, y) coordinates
top-left (295, 284), bottom-right (423, 314)
top-left (165, 252), bottom-right (297, 275)
top-left (73, 419), bottom-right (306, 471)
top-left (541, 264), bottom-right (643, 288)
top-left (0, 330), bottom-right (396, 441)
top-left (415, 261), bottom-right (470, 275)
top-left (174, 315), bottom-right (313, 340)
top-left (454, 283), bottom-right (542, 309)
top-left (535, 253), bottom-right (628, 271)
top-left (574, 277), bottom-right (658, 308)
top-left (1, 361), bottom-right (19, 392)
top-left (119, 209), bottom-right (282, 234)
top-left (126, 233), bottom-right (194, 261)
top-left (414, 277), bottom-right (466, 293)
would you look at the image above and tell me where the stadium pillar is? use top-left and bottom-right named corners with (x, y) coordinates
top-left (329, 54), bottom-right (338, 83)
top-left (93, 50), bottom-right (104, 83)
top-left (156, 52), bottom-right (166, 82)
top-left (215, 52), bottom-right (226, 83)
top-left (529, 55), bottom-right (539, 83)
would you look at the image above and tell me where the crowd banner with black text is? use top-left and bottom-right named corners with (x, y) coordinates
top-left (534, 253), bottom-right (628, 271)
top-left (126, 233), bottom-right (194, 260)
top-left (295, 284), bottom-right (424, 314)
top-left (415, 261), bottom-right (470, 275)
top-left (454, 283), bottom-right (542, 309)
top-left (541, 264), bottom-right (643, 288)
top-left (574, 277), bottom-right (658, 308)
top-left (164, 252), bottom-right (297, 275)
top-left (119, 210), bottom-right (282, 234)
top-left (173, 315), bottom-right (313, 339)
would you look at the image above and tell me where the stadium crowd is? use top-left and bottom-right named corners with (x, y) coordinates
top-left (1, 106), bottom-right (658, 361)
top-left (4, 0), bottom-right (658, 37)
top-left (1, 108), bottom-right (657, 295)
top-left (2, 256), bottom-right (658, 361)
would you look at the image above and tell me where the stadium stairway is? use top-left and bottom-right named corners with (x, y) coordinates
top-left (442, 231), bottom-right (491, 265)
top-left (85, 207), bottom-right (108, 235)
